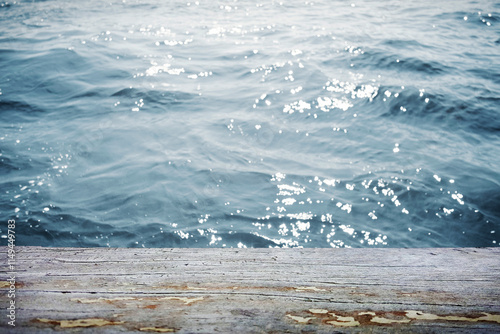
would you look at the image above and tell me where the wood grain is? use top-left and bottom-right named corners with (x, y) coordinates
top-left (1, 247), bottom-right (499, 333)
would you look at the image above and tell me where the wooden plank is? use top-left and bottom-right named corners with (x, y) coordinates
top-left (0, 247), bottom-right (499, 333)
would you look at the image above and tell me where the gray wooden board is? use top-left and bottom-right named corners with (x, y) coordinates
top-left (0, 247), bottom-right (499, 333)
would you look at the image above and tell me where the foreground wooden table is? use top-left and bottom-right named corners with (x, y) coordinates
top-left (0, 247), bottom-right (499, 333)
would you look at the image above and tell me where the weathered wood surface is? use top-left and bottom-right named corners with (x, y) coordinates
top-left (0, 247), bottom-right (499, 333)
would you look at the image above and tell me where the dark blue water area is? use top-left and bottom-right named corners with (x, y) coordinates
top-left (1, 0), bottom-right (499, 248)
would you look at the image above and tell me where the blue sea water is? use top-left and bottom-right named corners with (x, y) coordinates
top-left (1, 0), bottom-right (499, 248)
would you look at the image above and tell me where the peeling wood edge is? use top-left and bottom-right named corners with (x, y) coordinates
top-left (1, 246), bottom-right (499, 332)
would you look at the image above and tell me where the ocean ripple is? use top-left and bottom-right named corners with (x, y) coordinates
top-left (1, 0), bottom-right (499, 248)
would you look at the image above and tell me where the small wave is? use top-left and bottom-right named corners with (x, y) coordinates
top-left (375, 86), bottom-right (500, 133)
top-left (0, 156), bottom-right (18, 173)
top-left (111, 87), bottom-right (195, 109)
top-left (0, 99), bottom-right (45, 115)
top-left (467, 68), bottom-right (500, 85)
top-left (356, 49), bottom-right (453, 75)
top-left (382, 39), bottom-right (433, 50)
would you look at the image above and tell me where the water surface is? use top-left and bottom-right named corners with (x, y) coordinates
top-left (1, 0), bottom-right (499, 248)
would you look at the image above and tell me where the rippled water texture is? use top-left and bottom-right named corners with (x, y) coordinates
top-left (1, 0), bottom-right (499, 248)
